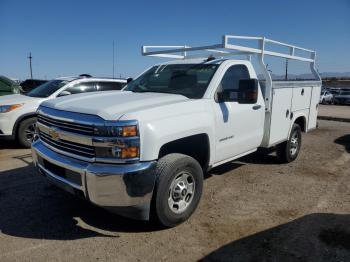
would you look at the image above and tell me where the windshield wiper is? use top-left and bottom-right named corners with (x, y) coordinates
top-left (131, 89), bottom-right (190, 99)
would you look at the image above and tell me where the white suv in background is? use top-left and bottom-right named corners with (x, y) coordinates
top-left (319, 90), bottom-right (334, 104)
top-left (0, 75), bottom-right (127, 147)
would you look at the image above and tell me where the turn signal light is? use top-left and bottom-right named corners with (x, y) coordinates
top-left (121, 146), bottom-right (139, 159)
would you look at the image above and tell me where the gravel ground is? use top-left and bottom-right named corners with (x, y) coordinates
top-left (0, 120), bottom-right (349, 262)
top-left (318, 104), bottom-right (350, 120)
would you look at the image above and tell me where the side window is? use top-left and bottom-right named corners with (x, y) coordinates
top-left (66, 82), bottom-right (96, 94)
top-left (217, 65), bottom-right (250, 102)
top-left (96, 81), bottom-right (125, 91)
top-left (220, 65), bottom-right (250, 91)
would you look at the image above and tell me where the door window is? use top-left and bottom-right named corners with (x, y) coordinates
top-left (218, 65), bottom-right (250, 101)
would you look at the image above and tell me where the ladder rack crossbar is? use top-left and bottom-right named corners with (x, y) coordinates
top-left (142, 35), bottom-right (317, 63)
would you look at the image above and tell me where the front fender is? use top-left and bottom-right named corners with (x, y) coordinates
top-left (139, 111), bottom-right (215, 164)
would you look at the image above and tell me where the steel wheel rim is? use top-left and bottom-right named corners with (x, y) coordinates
top-left (25, 123), bottom-right (36, 143)
top-left (290, 131), bottom-right (299, 156)
top-left (168, 171), bottom-right (195, 214)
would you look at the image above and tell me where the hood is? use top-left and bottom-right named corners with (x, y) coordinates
top-left (0, 94), bottom-right (42, 105)
top-left (41, 91), bottom-right (189, 120)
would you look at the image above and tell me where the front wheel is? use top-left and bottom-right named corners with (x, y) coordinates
top-left (276, 123), bottom-right (302, 163)
top-left (17, 117), bottom-right (37, 148)
top-left (151, 153), bottom-right (203, 227)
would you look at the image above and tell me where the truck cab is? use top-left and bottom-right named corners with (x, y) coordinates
top-left (31, 35), bottom-right (321, 227)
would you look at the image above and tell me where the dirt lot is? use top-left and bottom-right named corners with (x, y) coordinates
top-left (319, 105), bottom-right (350, 121)
top-left (0, 120), bottom-right (349, 262)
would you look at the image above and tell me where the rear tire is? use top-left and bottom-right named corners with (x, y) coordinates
top-left (18, 117), bottom-right (37, 148)
top-left (151, 153), bottom-right (203, 227)
top-left (276, 123), bottom-right (302, 163)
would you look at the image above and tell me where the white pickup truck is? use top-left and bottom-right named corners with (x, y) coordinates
top-left (32, 35), bottom-right (321, 227)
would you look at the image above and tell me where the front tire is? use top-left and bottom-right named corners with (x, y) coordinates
top-left (276, 123), bottom-right (302, 163)
top-left (17, 117), bottom-right (37, 148)
top-left (151, 153), bottom-right (203, 227)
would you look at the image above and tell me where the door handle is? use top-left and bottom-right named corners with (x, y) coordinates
top-left (252, 104), bottom-right (262, 110)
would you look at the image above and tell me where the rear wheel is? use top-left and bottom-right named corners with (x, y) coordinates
top-left (151, 153), bottom-right (203, 227)
top-left (276, 123), bottom-right (302, 163)
top-left (18, 117), bottom-right (37, 148)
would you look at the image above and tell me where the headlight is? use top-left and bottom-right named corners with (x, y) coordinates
top-left (93, 121), bottom-right (140, 161)
top-left (0, 104), bottom-right (23, 113)
top-left (93, 124), bottom-right (138, 137)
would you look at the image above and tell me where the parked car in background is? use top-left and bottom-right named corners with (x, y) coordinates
top-left (20, 79), bottom-right (48, 93)
top-left (0, 76), bottom-right (23, 96)
top-left (334, 90), bottom-right (350, 105)
top-left (328, 88), bottom-right (341, 96)
top-left (319, 90), bottom-right (334, 104)
top-left (0, 75), bottom-right (127, 147)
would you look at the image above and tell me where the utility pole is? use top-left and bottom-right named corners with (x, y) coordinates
top-left (285, 58), bottom-right (288, 81)
top-left (112, 41), bottom-right (115, 78)
top-left (28, 52), bottom-right (33, 79)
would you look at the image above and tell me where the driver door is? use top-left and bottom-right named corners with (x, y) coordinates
top-left (213, 64), bottom-right (265, 164)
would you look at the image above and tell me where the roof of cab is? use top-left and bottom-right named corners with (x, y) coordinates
top-left (54, 76), bottom-right (127, 82)
top-left (158, 57), bottom-right (227, 65)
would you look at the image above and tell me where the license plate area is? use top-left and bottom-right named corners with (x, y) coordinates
top-left (43, 159), bottom-right (82, 186)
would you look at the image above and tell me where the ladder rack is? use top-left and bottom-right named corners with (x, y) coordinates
top-left (142, 35), bottom-right (321, 111)
top-left (142, 35), bottom-right (317, 62)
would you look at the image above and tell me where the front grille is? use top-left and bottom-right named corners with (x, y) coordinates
top-left (37, 114), bottom-right (94, 136)
top-left (39, 131), bottom-right (95, 159)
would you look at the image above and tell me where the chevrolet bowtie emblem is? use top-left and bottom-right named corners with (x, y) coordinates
top-left (48, 127), bottom-right (60, 141)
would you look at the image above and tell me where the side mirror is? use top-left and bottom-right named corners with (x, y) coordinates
top-left (237, 79), bottom-right (259, 104)
top-left (58, 90), bottom-right (71, 97)
top-left (127, 78), bottom-right (133, 84)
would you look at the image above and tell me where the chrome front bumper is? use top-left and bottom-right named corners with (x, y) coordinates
top-left (31, 140), bottom-right (157, 220)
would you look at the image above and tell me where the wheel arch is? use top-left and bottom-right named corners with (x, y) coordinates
top-left (158, 133), bottom-right (210, 170)
top-left (293, 115), bottom-right (307, 132)
top-left (13, 112), bottom-right (37, 138)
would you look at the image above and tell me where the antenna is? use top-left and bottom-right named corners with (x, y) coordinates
top-left (285, 58), bottom-right (288, 81)
top-left (112, 41), bottom-right (115, 78)
top-left (28, 52), bottom-right (33, 79)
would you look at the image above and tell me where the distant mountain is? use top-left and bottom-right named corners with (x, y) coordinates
top-left (320, 72), bottom-right (350, 78)
top-left (258, 72), bottom-right (350, 80)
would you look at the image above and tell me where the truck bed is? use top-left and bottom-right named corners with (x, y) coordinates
top-left (261, 80), bottom-right (322, 147)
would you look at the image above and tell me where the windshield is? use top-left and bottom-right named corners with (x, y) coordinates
top-left (340, 91), bottom-right (350, 95)
top-left (124, 64), bottom-right (219, 99)
top-left (26, 80), bottom-right (70, 97)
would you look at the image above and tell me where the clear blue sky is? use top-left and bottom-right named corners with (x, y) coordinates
top-left (1, 0), bottom-right (349, 80)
